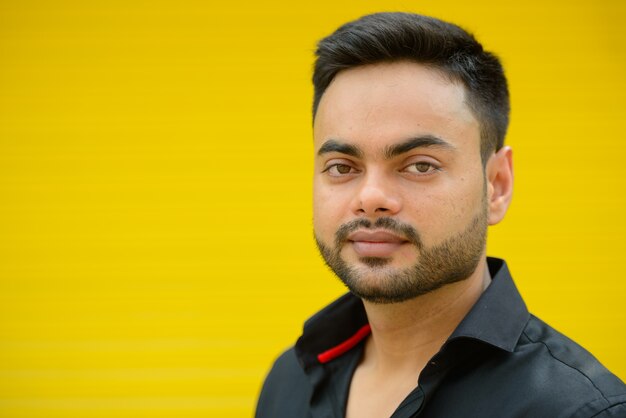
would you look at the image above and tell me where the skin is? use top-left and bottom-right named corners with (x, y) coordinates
top-left (312, 61), bottom-right (513, 418)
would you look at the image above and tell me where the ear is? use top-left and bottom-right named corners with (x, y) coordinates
top-left (485, 146), bottom-right (513, 225)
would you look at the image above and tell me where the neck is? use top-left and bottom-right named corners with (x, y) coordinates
top-left (360, 259), bottom-right (491, 376)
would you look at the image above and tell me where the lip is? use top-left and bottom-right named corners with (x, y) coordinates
top-left (347, 230), bottom-right (409, 257)
top-left (347, 230), bottom-right (407, 243)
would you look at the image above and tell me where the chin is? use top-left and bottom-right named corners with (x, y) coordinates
top-left (357, 256), bottom-right (394, 268)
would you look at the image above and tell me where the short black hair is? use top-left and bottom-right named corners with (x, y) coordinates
top-left (313, 12), bottom-right (510, 163)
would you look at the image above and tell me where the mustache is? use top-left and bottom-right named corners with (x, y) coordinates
top-left (335, 217), bottom-right (423, 249)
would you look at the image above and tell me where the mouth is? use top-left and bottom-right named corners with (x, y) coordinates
top-left (347, 230), bottom-right (410, 258)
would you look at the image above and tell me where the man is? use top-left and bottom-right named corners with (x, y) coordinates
top-left (256, 12), bottom-right (626, 418)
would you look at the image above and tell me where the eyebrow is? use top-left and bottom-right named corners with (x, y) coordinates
top-left (317, 135), bottom-right (455, 159)
top-left (383, 135), bottom-right (456, 159)
top-left (317, 139), bottom-right (363, 158)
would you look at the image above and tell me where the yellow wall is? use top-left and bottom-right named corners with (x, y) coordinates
top-left (1, 1), bottom-right (624, 416)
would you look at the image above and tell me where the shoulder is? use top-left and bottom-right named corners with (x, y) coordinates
top-left (515, 314), bottom-right (626, 417)
top-left (255, 347), bottom-right (312, 418)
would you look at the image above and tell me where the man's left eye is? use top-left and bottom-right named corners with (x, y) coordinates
top-left (404, 162), bottom-right (437, 174)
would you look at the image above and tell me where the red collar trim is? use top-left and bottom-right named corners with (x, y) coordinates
top-left (317, 324), bottom-right (371, 364)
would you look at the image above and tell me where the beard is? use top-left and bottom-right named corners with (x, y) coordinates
top-left (315, 200), bottom-right (488, 304)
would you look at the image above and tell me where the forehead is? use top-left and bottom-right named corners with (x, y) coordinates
top-left (313, 61), bottom-right (480, 155)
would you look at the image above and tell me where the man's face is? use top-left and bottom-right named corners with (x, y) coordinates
top-left (313, 61), bottom-right (489, 304)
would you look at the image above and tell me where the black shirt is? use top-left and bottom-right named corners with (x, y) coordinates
top-left (256, 258), bottom-right (626, 417)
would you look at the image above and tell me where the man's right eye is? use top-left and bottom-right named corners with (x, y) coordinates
top-left (324, 163), bottom-right (357, 176)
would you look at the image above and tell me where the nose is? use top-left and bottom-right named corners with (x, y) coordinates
top-left (351, 171), bottom-right (402, 217)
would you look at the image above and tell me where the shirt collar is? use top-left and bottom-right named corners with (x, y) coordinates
top-left (295, 257), bottom-right (529, 370)
top-left (295, 292), bottom-right (369, 370)
top-left (447, 257), bottom-right (529, 352)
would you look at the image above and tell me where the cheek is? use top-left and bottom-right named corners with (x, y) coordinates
top-left (313, 181), bottom-right (362, 240)
top-left (402, 177), bottom-right (484, 243)
top-left (313, 183), bottom-right (347, 238)
top-left (406, 193), bottom-right (454, 242)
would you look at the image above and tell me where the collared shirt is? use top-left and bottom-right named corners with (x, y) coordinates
top-left (256, 258), bottom-right (626, 417)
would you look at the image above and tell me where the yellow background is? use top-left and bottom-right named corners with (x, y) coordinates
top-left (1, 1), bottom-right (624, 417)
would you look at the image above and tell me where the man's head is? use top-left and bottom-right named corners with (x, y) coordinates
top-left (312, 13), bottom-right (514, 304)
